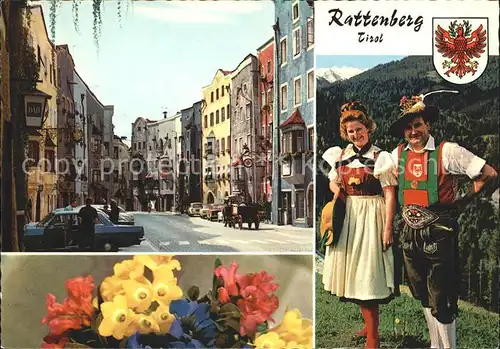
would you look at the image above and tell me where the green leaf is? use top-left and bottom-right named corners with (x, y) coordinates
top-left (212, 258), bottom-right (223, 298)
top-left (256, 321), bottom-right (268, 333)
top-left (225, 318), bottom-right (241, 332)
top-left (119, 338), bottom-right (128, 349)
top-left (91, 313), bottom-right (103, 334)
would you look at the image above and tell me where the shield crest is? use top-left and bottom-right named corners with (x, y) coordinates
top-left (412, 163), bottom-right (423, 178)
top-left (432, 17), bottom-right (488, 85)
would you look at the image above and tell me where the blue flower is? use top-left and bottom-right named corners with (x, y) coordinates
top-left (126, 332), bottom-right (153, 349)
top-left (168, 300), bottom-right (216, 348)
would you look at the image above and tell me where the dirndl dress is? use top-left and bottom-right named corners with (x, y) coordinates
top-left (321, 145), bottom-right (397, 305)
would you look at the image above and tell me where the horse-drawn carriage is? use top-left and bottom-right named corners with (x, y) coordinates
top-left (223, 196), bottom-right (260, 230)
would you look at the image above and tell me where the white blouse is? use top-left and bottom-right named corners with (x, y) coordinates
top-left (322, 144), bottom-right (397, 188)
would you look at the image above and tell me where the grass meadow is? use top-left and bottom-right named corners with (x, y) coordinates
top-left (315, 273), bottom-right (500, 348)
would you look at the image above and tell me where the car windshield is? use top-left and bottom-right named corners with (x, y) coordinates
top-left (38, 212), bottom-right (55, 227)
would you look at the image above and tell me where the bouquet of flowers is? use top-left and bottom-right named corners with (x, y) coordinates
top-left (41, 255), bottom-right (313, 349)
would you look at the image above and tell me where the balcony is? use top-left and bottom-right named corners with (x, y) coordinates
top-left (281, 152), bottom-right (305, 185)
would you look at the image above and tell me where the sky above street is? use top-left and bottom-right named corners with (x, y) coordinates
top-left (39, 0), bottom-right (274, 139)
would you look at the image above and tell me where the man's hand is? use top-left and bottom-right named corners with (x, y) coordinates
top-left (382, 228), bottom-right (393, 252)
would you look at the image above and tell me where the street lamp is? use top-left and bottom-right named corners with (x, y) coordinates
top-left (23, 89), bottom-right (51, 129)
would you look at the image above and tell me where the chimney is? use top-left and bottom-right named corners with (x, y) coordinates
top-left (163, 111), bottom-right (167, 119)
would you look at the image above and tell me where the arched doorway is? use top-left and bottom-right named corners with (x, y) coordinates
top-left (207, 192), bottom-right (215, 204)
top-left (307, 182), bottom-right (314, 227)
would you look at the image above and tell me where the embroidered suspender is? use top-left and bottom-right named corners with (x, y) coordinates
top-left (398, 141), bottom-right (445, 206)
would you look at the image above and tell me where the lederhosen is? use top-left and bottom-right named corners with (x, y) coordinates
top-left (397, 141), bottom-right (460, 324)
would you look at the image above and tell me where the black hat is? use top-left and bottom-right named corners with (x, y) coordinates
top-left (388, 90), bottom-right (458, 138)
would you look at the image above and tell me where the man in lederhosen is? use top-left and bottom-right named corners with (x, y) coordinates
top-left (389, 92), bottom-right (497, 349)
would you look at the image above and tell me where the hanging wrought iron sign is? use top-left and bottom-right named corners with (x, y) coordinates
top-left (243, 157), bottom-right (253, 168)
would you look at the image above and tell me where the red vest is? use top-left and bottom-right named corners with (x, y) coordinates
top-left (339, 149), bottom-right (382, 196)
top-left (397, 141), bottom-right (456, 207)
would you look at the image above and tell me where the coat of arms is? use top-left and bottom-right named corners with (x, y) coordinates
top-left (433, 18), bottom-right (488, 84)
top-left (412, 163), bottom-right (423, 178)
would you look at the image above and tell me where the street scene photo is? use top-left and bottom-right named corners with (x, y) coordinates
top-left (0, 0), bottom-right (315, 252)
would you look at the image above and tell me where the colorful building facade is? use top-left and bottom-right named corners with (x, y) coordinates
top-left (273, 0), bottom-right (315, 227)
top-left (201, 69), bottom-right (232, 204)
top-left (257, 38), bottom-right (274, 203)
top-left (26, 5), bottom-right (59, 222)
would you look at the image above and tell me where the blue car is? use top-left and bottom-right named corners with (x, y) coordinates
top-left (24, 208), bottom-right (144, 252)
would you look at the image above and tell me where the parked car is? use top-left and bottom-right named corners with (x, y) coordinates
top-left (187, 202), bottom-right (203, 216)
top-left (76, 204), bottom-right (135, 225)
top-left (23, 208), bottom-right (144, 252)
top-left (208, 204), bottom-right (224, 221)
top-left (199, 204), bottom-right (211, 219)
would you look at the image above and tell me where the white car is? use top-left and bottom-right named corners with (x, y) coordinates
top-left (187, 202), bottom-right (203, 216)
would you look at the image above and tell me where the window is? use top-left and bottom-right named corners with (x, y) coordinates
top-left (307, 70), bottom-right (314, 100)
top-left (268, 122), bottom-right (273, 139)
top-left (216, 139), bottom-right (220, 153)
top-left (261, 125), bottom-right (266, 138)
top-left (294, 77), bottom-right (302, 106)
top-left (267, 60), bottom-right (271, 73)
top-left (28, 141), bottom-right (40, 164)
top-left (216, 88), bottom-right (219, 100)
top-left (113, 146), bottom-right (119, 158)
top-left (216, 110), bottom-right (220, 124)
top-left (280, 38), bottom-right (287, 65)
top-left (234, 139), bottom-right (238, 153)
top-left (207, 139), bottom-right (214, 155)
top-left (307, 17), bottom-right (315, 47)
top-left (292, 1), bottom-right (299, 22)
top-left (204, 115), bottom-right (208, 128)
top-left (280, 84), bottom-right (288, 111)
top-left (211, 92), bottom-right (214, 102)
top-left (221, 87), bottom-right (225, 97)
top-left (57, 68), bottom-right (61, 87)
top-left (308, 127), bottom-right (314, 150)
top-left (239, 138), bottom-right (243, 153)
top-left (227, 104), bottom-right (230, 118)
top-left (262, 91), bottom-right (266, 107)
top-left (221, 107), bottom-right (225, 122)
top-left (297, 132), bottom-right (304, 152)
top-left (246, 103), bottom-right (251, 119)
top-left (239, 107), bottom-right (243, 122)
top-left (210, 112), bottom-right (214, 126)
top-left (221, 138), bottom-right (225, 151)
top-left (227, 136), bottom-right (231, 151)
top-left (268, 88), bottom-right (273, 108)
top-left (292, 27), bottom-right (301, 58)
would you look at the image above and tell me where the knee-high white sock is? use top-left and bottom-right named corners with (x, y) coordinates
top-left (435, 319), bottom-right (456, 349)
top-left (423, 308), bottom-right (442, 348)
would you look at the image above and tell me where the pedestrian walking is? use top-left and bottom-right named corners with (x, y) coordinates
top-left (77, 197), bottom-right (99, 250)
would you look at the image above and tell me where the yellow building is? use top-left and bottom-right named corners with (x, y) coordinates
top-left (26, 5), bottom-right (59, 221)
top-left (201, 69), bottom-right (232, 204)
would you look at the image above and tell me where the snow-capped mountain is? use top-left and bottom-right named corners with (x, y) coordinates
top-left (316, 66), bottom-right (368, 89)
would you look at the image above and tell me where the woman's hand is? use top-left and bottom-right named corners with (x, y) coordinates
top-left (382, 227), bottom-right (392, 252)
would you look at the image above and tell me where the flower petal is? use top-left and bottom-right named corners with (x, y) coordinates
top-left (168, 318), bottom-right (184, 339)
top-left (169, 299), bottom-right (189, 317)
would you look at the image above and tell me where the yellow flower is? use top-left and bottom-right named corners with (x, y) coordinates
top-left (98, 295), bottom-right (135, 340)
top-left (395, 318), bottom-right (401, 325)
top-left (152, 266), bottom-right (183, 305)
top-left (153, 305), bottom-right (175, 333)
top-left (254, 332), bottom-right (286, 349)
top-left (113, 259), bottom-right (145, 281)
top-left (134, 255), bottom-right (181, 272)
top-left (100, 275), bottom-right (126, 302)
top-left (122, 280), bottom-right (154, 313)
top-left (135, 314), bottom-right (161, 334)
top-left (267, 309), bottom-right (313, 348)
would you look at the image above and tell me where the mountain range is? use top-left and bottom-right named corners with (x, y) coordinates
top-left (316, 66), bottom-right (367, 88)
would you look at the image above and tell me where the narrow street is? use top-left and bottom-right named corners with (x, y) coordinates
top-left (123, 212), bottom-right (313, 253)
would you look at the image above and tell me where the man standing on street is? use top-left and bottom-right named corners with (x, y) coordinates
top-left (390, 92), bottom-right (498, 349)
top-left (78, 197), bottom-right (99, 250)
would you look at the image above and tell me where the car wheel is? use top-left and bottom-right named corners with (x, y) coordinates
top-left (102, 242), bottom-right (117, 252)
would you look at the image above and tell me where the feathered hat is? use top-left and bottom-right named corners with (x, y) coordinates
top-left (388, 90), bottom-right (459, 137)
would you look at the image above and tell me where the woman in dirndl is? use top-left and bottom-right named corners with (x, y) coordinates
top-left (321, 101), bottom-right (397, 349)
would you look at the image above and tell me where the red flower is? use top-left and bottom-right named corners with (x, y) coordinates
top-left (217, 287), bottom-right (230, 304)
top-left (42, 275), bottom-right (95, 339)
top-left (214, 261), bottom-right (240, 296)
